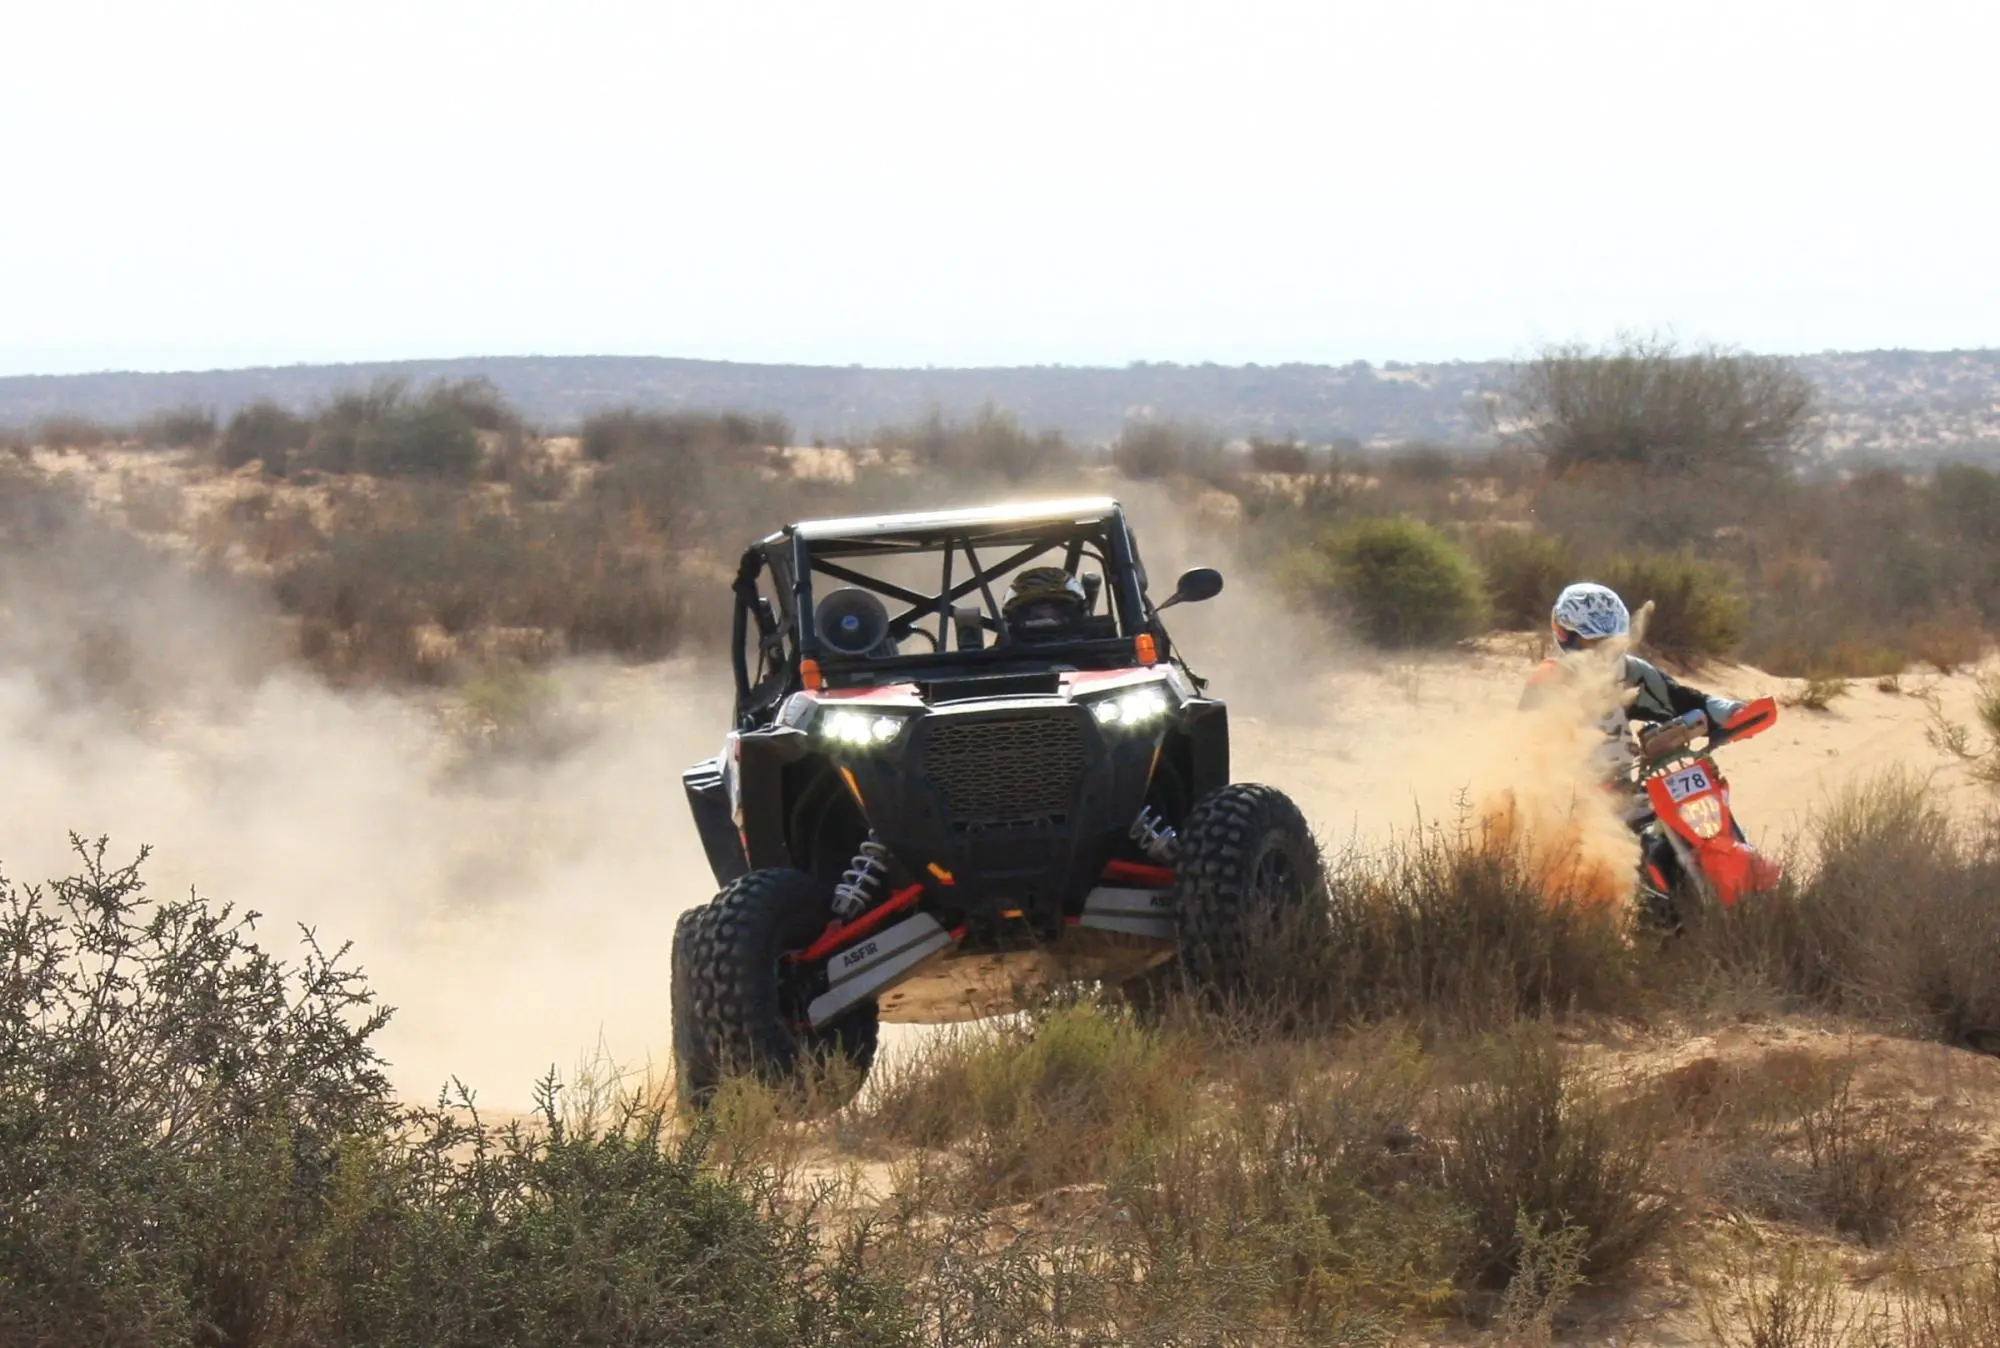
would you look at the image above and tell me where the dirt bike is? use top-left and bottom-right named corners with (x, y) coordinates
top-left (1629, 696), bottom-right (1782, 929)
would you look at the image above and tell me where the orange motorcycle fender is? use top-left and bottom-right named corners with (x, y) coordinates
top-left (1694, 836), bottom-right (1783, 907)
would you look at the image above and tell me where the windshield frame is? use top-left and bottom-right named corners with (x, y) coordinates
top-left (786, 510), bottom-right (1153, 683)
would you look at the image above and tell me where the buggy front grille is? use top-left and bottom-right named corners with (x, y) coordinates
top-left (922, 714), bottom-right (1086, 830)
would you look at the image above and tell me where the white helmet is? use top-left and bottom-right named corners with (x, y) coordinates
top-left (1551, 582), bottom-right (1629, 651)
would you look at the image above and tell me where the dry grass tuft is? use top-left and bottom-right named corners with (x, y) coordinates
top-left (1443, 1024), bottom-right (1670, 1287)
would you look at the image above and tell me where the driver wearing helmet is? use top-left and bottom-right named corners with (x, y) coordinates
top-left (1002, 565), bottom-right (1090, 643)
top-left (1523, 582), bottom-right (1746, 744)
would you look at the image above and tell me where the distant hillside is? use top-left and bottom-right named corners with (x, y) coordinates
top-left (3, 349), bottom-right (1996, 457)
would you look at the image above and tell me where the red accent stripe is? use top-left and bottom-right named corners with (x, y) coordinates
top-left (1101, 859), bottom-right (1175, 888)
top-left (791, 883), bottom-right (925, 964)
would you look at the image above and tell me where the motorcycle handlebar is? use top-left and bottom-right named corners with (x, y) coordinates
top-left (1639, 708), bottom-right (1709, 762)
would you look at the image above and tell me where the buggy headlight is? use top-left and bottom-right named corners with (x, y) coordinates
top-left (818, 708), bottom-right (909, 748)
top-left (1089, 682), bottom-right (1173, 730)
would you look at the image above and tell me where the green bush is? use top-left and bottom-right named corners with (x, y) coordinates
top-left (299, 381), bottom-right (485, 480)
top-left (0, 841), bottom-right (912, 1348)
top-left (354, 402), bottom-right (482, 478)
top-left (1595, 550), bottom-right (1747, 660)
top-left (1474, 526), bottom-right (1574, 631)
top-left (423, 376), bottom-right (522, 434)
top-left (220, 401), bottom-right (312, 471)
top-left (1303, 515), bottom-right (1490, 647)
top-left (0, 838), bottom-right (393, 1344)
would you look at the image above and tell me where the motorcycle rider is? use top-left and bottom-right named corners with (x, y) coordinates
top-left (1521, 581), bottom-right (1751, 916)
top-left (1522, 581), bottom-right (1748, 737)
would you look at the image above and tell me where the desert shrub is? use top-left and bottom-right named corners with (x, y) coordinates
top-left (879, 404), bottom-right (1075, 483)
top-left (1248, 436), bottom-right (1314, 474)
top-left (1930, 462), bottom-right (2000, 621)
top-left (220, 400), bottom-right (312, 471)
top-left (1794, 1073), bottom-right (1942, 1244)
top-left (857, 1002), bottom-right (1186, 1205)
top-left (1379, 443), bottom-right (1458, 483)
top-left (116, 470), bottom-right (186, 534)
top-left (1144, 825), bottom-right (1635, 1035)
top-left (356, 1084), bottom-right (911, 1348)
top-left (1899, 1251), bottom-right (2000, 1347)
top-left (1700, 1240), bottom-right (1867, 1348)
top-left (486, 432), bottom-right (570, 500)
top-left (33, 415), bottom-right (120, 450)
top-left (1473, 526), bottom-right (1573, 631)
top-left (353, 401), bottom-right (482, 479)
top-left (0, 841), bottom-right (912, 1348)
top-left (860, 1015), bottom-right (1478, 1335)
top-left (1508, 335), bottom-right (1817, 476)
top-left (0, 838), bottom-right (392, 1344)
top-left (1105, 1031), bottom-right (1471, 1330)
top-left (1111, 418), bottom-right (1227, 483)
top-left (1443, 1024), bottom-right (1670, 1286)
top-left (273, 493), bottom-right (685, 683)
top-left (0, 456), bottom-right (76, 545)
top-left (422, 375), bottom-right (521, 433)
top-left (580, 407), bottom-right (787, 464)
top-left (1306, 827), bottom-right (1637, 1028)
top-left (1595, 549), bottom-right (1747, 660)
top-left (134, 403), bottom-right (219, 448)
top-left (298, 381), bottom-right (484, 480)
top-left (1688, 772), bottom-right (2000, 1050)
top-left (1294, 516), bottom-right (1489, 647)
top-left (1783, 675), bottom-right (1850, 711)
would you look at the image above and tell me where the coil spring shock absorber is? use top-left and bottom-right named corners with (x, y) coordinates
top-left (832, 837), bottom-right (892, 918)
top-left (1130, 807), bottom-right (1180, 865)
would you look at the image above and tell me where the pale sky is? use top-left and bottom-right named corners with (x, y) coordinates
top-left (2, 0), bottom-right (1994, 376)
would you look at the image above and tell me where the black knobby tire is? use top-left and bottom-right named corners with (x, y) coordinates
top-left (678, 867), bottom-right (879, 1112)
top-left (671, 903), bottom-right (720, 1106)
top-left (1634, 829), bottom-right (1703, 936)
top-left (1174, 782), bottom-right (1322, 992)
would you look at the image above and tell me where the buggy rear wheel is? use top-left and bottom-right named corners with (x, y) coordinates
top-left (1172, 783), bottom-right (1322, 995)
top-left (673, 868), bottom-right (879, 1114)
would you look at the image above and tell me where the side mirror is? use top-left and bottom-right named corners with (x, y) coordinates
top-left (1158, 566), bottom-right (1224, 611)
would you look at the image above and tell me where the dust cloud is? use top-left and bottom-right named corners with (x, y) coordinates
top-left (1122, 477), bottom-right (1637, 897)
top-left (0, 472), bottom-right (1640, 1108)
top-left (0, 498), bottom-right (730, 1106)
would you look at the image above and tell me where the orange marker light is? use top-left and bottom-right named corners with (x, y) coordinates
top-left (1134, 633), bottom-right (1158, 665)
top-left (801, 659), bottom-right (823, 690)
top-left (927, 862), bottom-right (955, 885)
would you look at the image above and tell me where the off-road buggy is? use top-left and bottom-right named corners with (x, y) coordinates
top-left (671, 498), bottom-right (1316, 1108)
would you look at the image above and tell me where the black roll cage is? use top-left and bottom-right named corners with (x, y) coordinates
top-left (730, 506), bottom-right (1163, 728)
